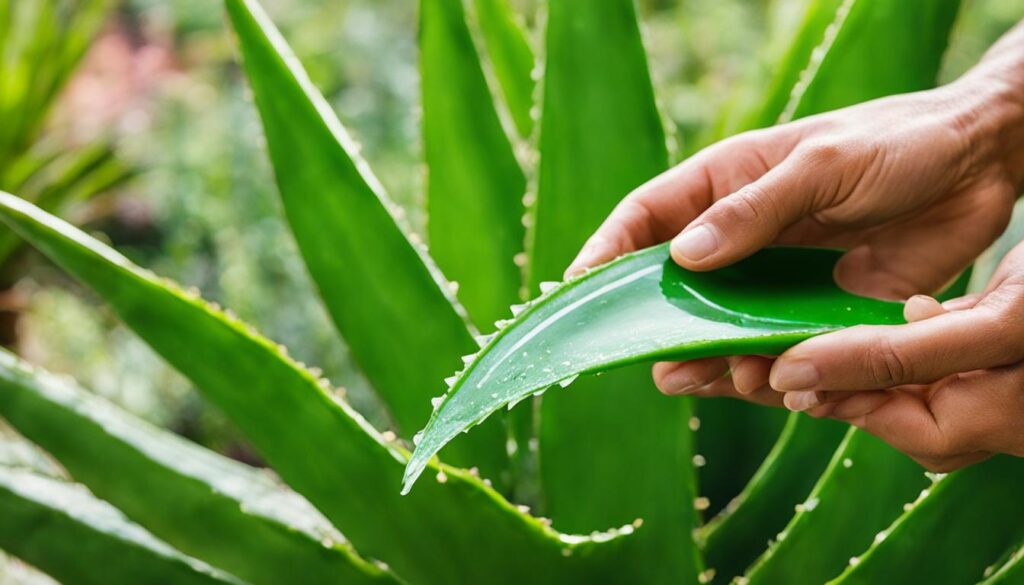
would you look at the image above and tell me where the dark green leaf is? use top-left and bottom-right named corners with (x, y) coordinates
top-left (0, 467), bottom-right (242, 585)
top-left (741, 430), bottom-right (928, 584)
top-left (982, 544), bottom-right (1024, 584)
top-left (699, 414), bottom-right (847, 579)
top-left (831, 456), bottom-right (1024, 585)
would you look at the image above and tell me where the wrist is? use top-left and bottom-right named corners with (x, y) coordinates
top-left (946, 29), bottom-right (1024, 190)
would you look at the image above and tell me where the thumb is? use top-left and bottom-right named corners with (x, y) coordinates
top-left (670, 156), bottom-right (820, 271)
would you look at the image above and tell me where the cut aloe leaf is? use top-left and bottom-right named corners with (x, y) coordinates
top-left (403, 242), bottom-right (904, 490)
top-left (0, 348), bottom-right (400, 585)
top-left (0, 467), bottom-right (241, 585)
top-left (830, 456), bottom-right (1024, 585)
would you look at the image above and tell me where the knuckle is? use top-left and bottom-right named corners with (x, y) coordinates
top-left (797, 140), bottom-right (847, 168)
top-left (721, 184), bottom-right (781, 227)
top-left (975, 303), bottom-right (1024, 362)
top-left (866, 337), bottom-right (912, 387)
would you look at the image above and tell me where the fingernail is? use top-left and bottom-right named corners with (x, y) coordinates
top-left (784, 391), bottom-right (819, 412)
top-left (672, 225), bottom-right (718, 263)
top-left (771, 359), bottom-right (820, 391)
top-left (903, 295), bottom-right (944, 322)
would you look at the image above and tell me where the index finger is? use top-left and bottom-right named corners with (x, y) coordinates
top-left (564, 132), bottom-right (778, 278)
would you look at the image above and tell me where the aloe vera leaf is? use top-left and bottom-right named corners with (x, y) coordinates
top-left (0, 467), bottom-right (242, 585)
top-left (421, 0), bottom-right (526, 329)
top-left (739, 430), bottom-right (928, 584)
top-left (525, 2), bottom-right (701, 582)
top-left (0, 349), bottom-right (401, 585)
top-left (404, 243), bottom-right (904, 487)
top-left (982, 544), bottom-right (1024, 584)
top-left (691, 398), bottom-right (789, 519)
top-left (830, 456), bottom-right (1024, 585)
top-left (0, 192), bottom-right (644, 584)
top-left (786, 0), bottom-right (960, 122)
top-left (225, 0), bottom-right (508, 480)
top-left (700, 0), bottom-right (960, 566)
top-left (698, 414), bottom-right (845, 578)
top-left (470, 0), bottom-right (535, 138)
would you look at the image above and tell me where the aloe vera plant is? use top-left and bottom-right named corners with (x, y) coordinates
top-left (1, 0), bottom-right (1022, 584)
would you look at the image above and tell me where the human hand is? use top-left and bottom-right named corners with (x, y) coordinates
top-left (566, 42), bottom-right (1024, 403)
top-left (761, 242), bottom-right (1024, 472)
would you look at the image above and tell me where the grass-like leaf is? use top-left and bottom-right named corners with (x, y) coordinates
top-left (404, 243), bottom-right (904, 488)
top-left (0, 191), bottom-right (640, 584)
top-left (421, 0), bottom-right (527, 329)
top-left (0, 467), bottom-right (242, 585)
top-left (0, 349), bottom-right (400, 585)
top-left (225, 0), bottom-right (508, 480)
top-left (830, 456), bottom-right (1024, 584)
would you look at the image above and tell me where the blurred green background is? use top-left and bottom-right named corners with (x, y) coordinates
top-left (1, 0), bottom-right (1021, 579)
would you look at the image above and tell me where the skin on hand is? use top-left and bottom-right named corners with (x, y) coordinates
top-left (567, 23), bottom-right (1024, 471)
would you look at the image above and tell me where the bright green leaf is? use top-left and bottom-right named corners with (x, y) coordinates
top-left (404, 244), bottom-right (904, 487)
top-left (0, 467), bottom-right (242, 585)
top-left (225, 0), bottom-right (508, 479)
top-left (0, 349), bottom-right (400, 585)
top-left (0, 191), bottom-right (638, 584)
top-left (527, 2), bottom-right (698, 581)
top-left (421, 0), bottom-right (526, 329)
top-left (470, 0), bottom-right (536, 138)
top-left (701, 0), bottom-right (960, 565)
